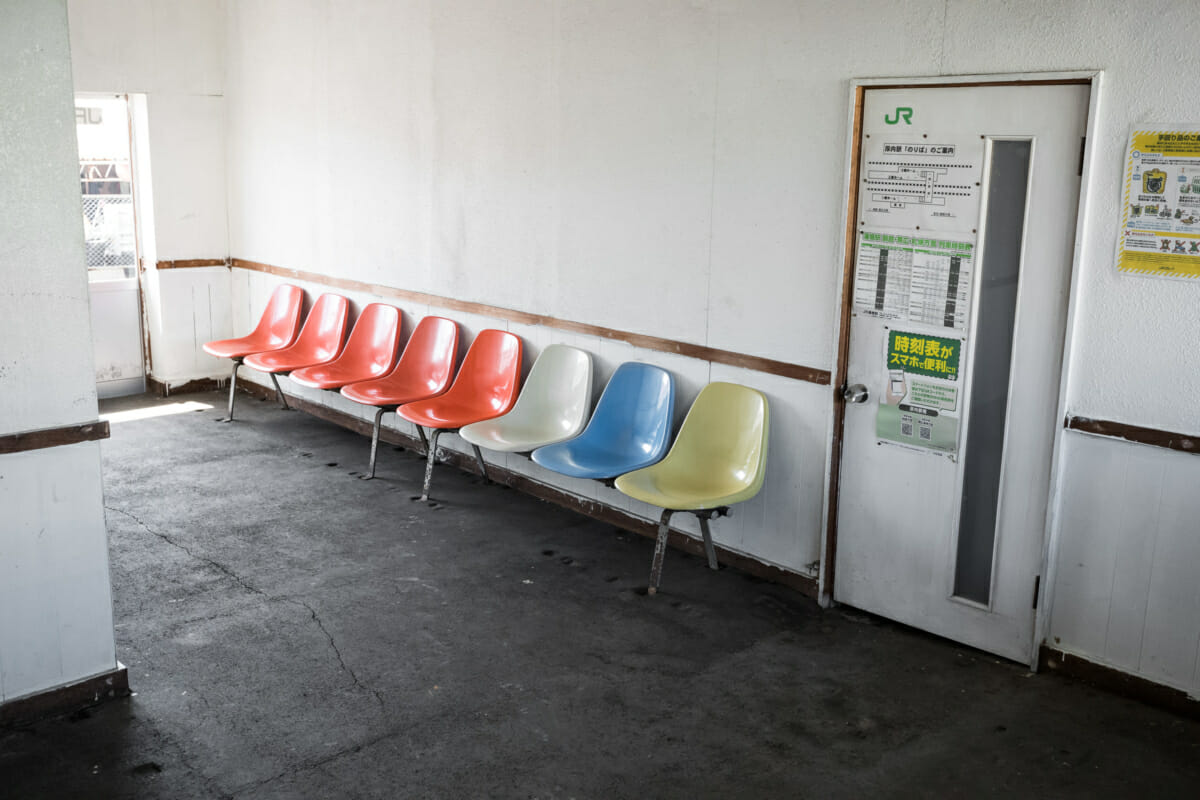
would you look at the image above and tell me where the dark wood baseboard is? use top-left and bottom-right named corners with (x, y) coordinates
top-left (238, 380), bottom-right (819, 598)
top-left (0, 420), bottom-right (110, 455)
top-left (1039, 646), bottom-right (1200, 720)
top-left (0, 665), bottom-right (130, 728)
top-left (147, 377), bottom-right (224, 398)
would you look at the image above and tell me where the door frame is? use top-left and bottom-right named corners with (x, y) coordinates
top-left (819, 71), bottom-right (1105, 667)
top-left (76, 91), bottom-right (150, 396)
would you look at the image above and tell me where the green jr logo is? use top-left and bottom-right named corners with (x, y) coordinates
top-left (885, 107), bottom-right (913, 125)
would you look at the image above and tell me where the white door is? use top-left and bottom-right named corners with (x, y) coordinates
top-left (834, 84), bottom-right (1089, 663)
top-left (77, 95), bottom-right (146, 398)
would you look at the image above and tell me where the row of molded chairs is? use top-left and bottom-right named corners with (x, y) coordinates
top-left (204, 284), bottom-right (769, 592)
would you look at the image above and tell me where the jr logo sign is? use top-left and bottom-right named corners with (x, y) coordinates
top-left (885, 107), bottom-right (913, 125)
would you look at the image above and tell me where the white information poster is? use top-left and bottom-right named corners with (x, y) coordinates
top-left (859, 135), bottom-right (983, 232)
top-left (853, 228), bottom-right (976, 330)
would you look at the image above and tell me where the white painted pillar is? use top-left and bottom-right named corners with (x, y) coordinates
top-left (0, 0), bottom-right (118, 705)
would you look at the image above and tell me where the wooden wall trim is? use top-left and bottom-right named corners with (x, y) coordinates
top-left (863, 78), bottom-right (1093, 91)
top-left (229, 257), bottom-right (832, 385)
top-left (1065, 415), bottom-right (1199, 455)
top-left (0, 421), bottom-right (111, 456)
top-left (156, 259), bottom-right (228, 270)
top-left (236, 378), bottom-right (819, 598)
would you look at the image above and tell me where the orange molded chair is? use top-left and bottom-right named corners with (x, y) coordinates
top-left (290, 304), bottom-right (402, 390)
top-left (339, 315), bottom-right (460, 478)
top-left (396, 329), bottom-right (522, 502)
top-left (203, 283), bottom-right (304, 421)
top-left (244, 293), bottom-right (350, 409)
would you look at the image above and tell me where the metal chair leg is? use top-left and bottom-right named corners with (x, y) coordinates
top-left (471, 444), bottom-right (489, 482)
top-left (697, 513), bottom-right (719, 571)
top-left (419, 428), bottom-right (442, 502)
top-left (269, 373), bottom-right (290, 409)
top-left (416, 425), bottom-right (429, 453)
top-left (364, 406), bottom-right (386, 479)
top-left (647, 508), bottom-right (675, 595)
top-left (218, 359), bottom-right (242, 423)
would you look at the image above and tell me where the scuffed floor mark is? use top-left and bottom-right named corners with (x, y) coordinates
top-left (280, 596), bottom-right (386, 712)
top-left (105, 505), bottom-right (386, 713)
top-left (226, 727), bottom-right (398, 798)
top-left (106, 506), bottom-right (265, 598)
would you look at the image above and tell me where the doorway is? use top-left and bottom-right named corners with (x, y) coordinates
top-left (831, 81), bottom-right (1092, 664)
top-left (76, 94), bottom-right (146, 399)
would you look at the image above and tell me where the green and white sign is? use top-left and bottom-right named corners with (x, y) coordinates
top-left (877, 331), bottom-right (963, 458)
top-left (886, 330), bottom-right (960, 380)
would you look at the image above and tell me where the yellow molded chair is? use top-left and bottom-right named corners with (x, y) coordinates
top-left (614, 382), bottom-right (769, 594)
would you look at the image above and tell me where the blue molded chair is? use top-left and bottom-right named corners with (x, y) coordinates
top-left (530, 362), bottom-right (674, 480)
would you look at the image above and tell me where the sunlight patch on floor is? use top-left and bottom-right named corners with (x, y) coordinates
top-left (101, 400), bottom-right (213, 425)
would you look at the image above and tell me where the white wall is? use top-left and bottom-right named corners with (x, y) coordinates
top-left (1049, 434), bottom-right (1200, 695)
top-left (0, 0), bottom-right (117, 703)
top-left (222, 0), bottom-right (957, 581)
top-left (69, 0), bottom-right (232, 385)
top-left (219, 1), bottom-right (1200, 694)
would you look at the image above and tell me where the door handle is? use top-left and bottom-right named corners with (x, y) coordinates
top-left (842, 383), bottom-right (870, 404)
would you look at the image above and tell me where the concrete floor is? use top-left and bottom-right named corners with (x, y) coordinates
top-left (1, 390), bottom-right (1198, 799)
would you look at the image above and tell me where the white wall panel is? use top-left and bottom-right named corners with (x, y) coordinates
top-left (707, 0), bottom-right (943, 366)
top-left (68, 0), bottom-right (224, 96)
top-left (89, 279), bottom-right (145, 387)
top-left (144, 267), bottom-right (232, 383)
top-left (708, 364), bottom-right (826, 571)
top-left (1140, 464), bottom-right (1200, 691)
top-left (0, 444), bottom-right (117, 702)
top-left (224, 0), bottom-right (325, 272)
top-left (148, 94), bottom-right (228, 260)
top-left (426, 1), bottom-right (557, 313)
top-left (554, 1), bottom-right (716, 343)
top-left (1100, 446), bottom-right (1164, 670)
top-left (1049, 433), bottom-right (1200, 696)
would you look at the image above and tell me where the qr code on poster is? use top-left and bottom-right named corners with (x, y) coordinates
top-left (919, 426), bottom-right (932, 441)
top-left (901, 422), bottom-right (914, 437)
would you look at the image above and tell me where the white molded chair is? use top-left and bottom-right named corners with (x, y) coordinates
top-left (460, 344), bottom-right (594, 466)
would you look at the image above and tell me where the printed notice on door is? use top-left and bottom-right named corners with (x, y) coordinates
top-left (859, 136), bottom-right (982, 232)
top-left (853, 228), bottom-right (976, 330)
top-left (1117, 127), bottom-right (1200, 279)
top-left (876, 329), bottom-right (962, 458)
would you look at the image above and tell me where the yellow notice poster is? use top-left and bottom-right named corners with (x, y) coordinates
top-left (1117, 127), bottom-right (1200, 278)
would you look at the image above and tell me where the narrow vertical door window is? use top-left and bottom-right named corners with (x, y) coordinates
top-left (953, 140), bottom-right (1032, 604)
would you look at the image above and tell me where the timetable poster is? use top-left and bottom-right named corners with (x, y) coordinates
top-left (852, 228), bottom-right (976, 331)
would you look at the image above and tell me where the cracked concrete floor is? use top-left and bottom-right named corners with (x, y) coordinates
top-left (2, 390), bottom-right (1199, 799)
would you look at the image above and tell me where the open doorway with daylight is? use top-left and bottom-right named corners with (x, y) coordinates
top-left (76, 93), bottom-right (148, 398)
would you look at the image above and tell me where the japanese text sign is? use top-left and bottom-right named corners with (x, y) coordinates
top-left (887, 330), bottom-right (960, 381)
